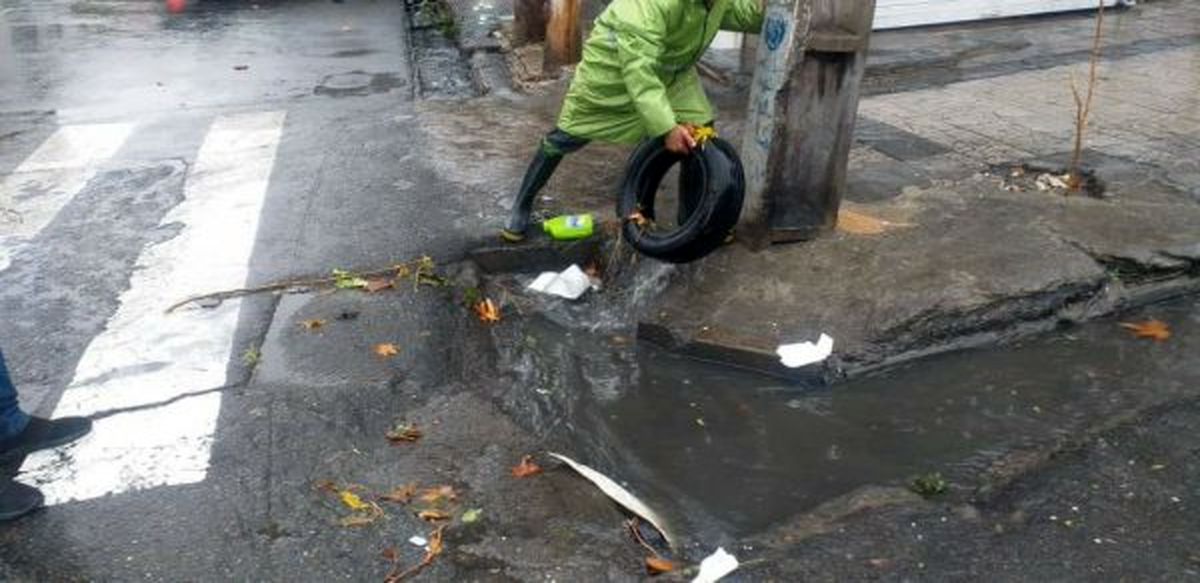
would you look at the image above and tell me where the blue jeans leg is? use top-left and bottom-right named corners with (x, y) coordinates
top-left (0, 349), bottom-right (31, 440)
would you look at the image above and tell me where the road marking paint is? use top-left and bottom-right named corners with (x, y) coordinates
top-left (0, 123), bottom-right (133, 271)
top-left (19, 111), bottom-right (286, 505)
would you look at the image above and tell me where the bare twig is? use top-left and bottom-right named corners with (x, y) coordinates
top-left (385, 525), bottom-right (445, 582)
top-left (165, 260), bottom-right (432, 313)
top-left (1067, 0), bottom-right (1106, 190)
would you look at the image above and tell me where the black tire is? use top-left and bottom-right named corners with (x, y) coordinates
top-left (617, 136), bottom-right (744, 264)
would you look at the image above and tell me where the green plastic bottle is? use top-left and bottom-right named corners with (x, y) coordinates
top-left (542, 213), bottom-right (594, 240)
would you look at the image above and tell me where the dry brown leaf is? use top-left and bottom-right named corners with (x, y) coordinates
top-left (386, 423), bottom-right (423, 444)
top-left (340, 512), bottom-right (381, 528)
top-left (427, 525), bottom-right (444, 555)
top-left (374, 343), bottom-right (401, 358)
top-left (645, 556), bottom-right (677, 575)
top-left (381, 547), bottom-right (399, 562)
top-left (417, 509), bottom-right (452, 522)
top-left (626, 210), bottom-right (650, 228)
top-left (300, 319), bottom-right (326, 331)
top-left (379, 483), bottom-right (418, 504)
top-left (1119, 319), bottom-right (1171, 341)
top-left (584, 261), bottom-right (603, 279)
top-left (511, 455), bottom-right (543, 478)
top-left (418, 485), bottom-right (458, 505)
top-left (474, 299), bottom-right (501, 323)
top-left (365, 277), bottom-right (394, 293)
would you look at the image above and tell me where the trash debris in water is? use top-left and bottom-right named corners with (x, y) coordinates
top-left (527, 264), bottom-right (598, 300)
top-left (692, 547), bottom-right (739, 583)
top-left (548, 452), bottom-right (677, 549)
top-left (776, 333), bottom-right (834, 368)
top-left (408, 535), bottom-right (428, 547)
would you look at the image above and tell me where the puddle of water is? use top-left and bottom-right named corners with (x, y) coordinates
top-left (488, 294), bottom-right (1200, 541)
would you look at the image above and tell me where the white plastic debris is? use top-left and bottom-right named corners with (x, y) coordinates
top-left (692, 547), bottom-right (739, 583)
top-left (408, 535), bottom-right (428, 547)
top-left (776, 333), bottom-right (834, 368)
top-left (547, 452), bottom-right (677, 549)
top-left (526, 264), bottom-right (597, 300)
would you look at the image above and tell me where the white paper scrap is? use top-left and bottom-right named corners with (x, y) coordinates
top-left (776, 333), bottom-right (834, 368)
top-left (692, 547), bottom-right (739, 583)
top-left (408, 535), bottom-right (428, 547)
top-left (526, 264), bottom-right (595, 300)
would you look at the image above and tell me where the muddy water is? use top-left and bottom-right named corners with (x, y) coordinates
top-left (487, 291), bottom-right (1200, 543)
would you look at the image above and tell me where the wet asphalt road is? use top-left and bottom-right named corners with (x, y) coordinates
top-left (0, 0), bottom-right (495, 578)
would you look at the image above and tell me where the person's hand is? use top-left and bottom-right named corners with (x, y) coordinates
top-left (664, 124), bottom-right (698, 154)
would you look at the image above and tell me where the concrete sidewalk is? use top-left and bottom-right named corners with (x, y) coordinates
top-left (453, 0), bottom-right (1200, 378)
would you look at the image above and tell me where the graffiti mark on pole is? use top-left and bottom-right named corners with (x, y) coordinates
top-left (764, 16), bottom-right (787, 51)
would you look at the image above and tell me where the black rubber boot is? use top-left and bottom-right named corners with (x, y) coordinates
top-left (0, 416), bottom-right (93, 464)
top-left (0, 479), bottom-right (42, 522)
top-left (501, 148), bottom-right (563, 242)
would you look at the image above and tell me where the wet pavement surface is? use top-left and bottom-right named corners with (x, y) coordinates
top-left (2, 0), bottom-right (1199, 580)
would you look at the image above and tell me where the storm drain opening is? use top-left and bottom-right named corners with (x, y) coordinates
top-left (403, 0), bottom-right (475, 98)
top-left (464, 259), bottom-right (1200, 545)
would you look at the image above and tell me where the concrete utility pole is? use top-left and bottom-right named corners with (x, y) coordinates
top-left (739, 0), bottom-right (877, 246)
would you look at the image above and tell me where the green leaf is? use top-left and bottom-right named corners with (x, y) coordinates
top-left (332, 269), bottom-right (369, 290)
top-left (461, 508), bottom-right (483, 524)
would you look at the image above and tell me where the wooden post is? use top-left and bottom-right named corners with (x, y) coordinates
top-left (740, 0), bottom-right (877, 246)
top-left (512, 0), bottom-right (546, 46)
top-left (543, 0), bottom-right (582, 73)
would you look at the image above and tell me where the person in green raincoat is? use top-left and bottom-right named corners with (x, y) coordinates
top-left (500, 0), bottom-right (765, 241)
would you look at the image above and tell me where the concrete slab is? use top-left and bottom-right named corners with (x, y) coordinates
top-left (640, 175), bottom-right (1200, 379)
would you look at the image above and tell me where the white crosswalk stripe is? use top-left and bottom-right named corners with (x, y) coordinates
top-left (0, 123), bottom-right (133, 271)
top-left (18, 111), bottom-right (287, 505)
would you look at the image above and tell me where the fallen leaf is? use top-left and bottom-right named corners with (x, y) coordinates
top-left (626, 210), bottom-right (650, 228)
top-left (645, 556), bottom-right (677, 575)
top-left (418, 485), bottom-right (458, 505)
top-left (511, 455), bottom-right (543, 478)
top-left (381, 547), bottom-right (399, 562)
top-left (474, 299), bottom-right (501, 323)
top-left (583, 261), bottom-right (603, 279)
top-left (333, 269), bottom-right (369, 289)
top-left (340, 490), bottom-right (369, 511)
top-left (375, 343), bottom-right (401, 358)
top-left (460, 508), bottom-right (483, 524)
top-left (417, 509), bottom-right (451, 522)
top-left (341, 512), bottom-right (381, 527)
top-left (300, 318), bottom-right (326, 331)
top-left (379, 483), bottom-right (418, 504)
top-left (386, 423), bottom-right (422, 444)
top-left (427, 525), bottom-right (445, 555)
top-left (365, 277), bottom-right (394, 293)
top-left (1119, 319), bottom-right (1170, 341)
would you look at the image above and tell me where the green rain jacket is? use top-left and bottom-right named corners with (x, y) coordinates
top-left (556, 0), bottom-right (764, 144)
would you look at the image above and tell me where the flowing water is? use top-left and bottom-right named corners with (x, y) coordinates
top-left (485, 285), bottom-right (1200, 543)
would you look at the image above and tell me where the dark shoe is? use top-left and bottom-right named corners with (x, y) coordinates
top-left (505, 148), bottom-right (563, 240)
top-left (0, 479), bottom-right (43, 521)
top-left (0, 416), bottom-right (93, 463)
